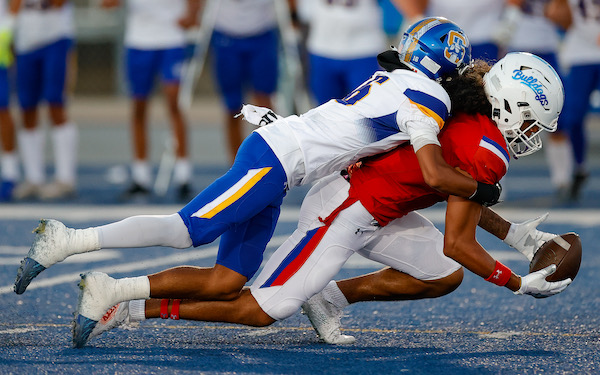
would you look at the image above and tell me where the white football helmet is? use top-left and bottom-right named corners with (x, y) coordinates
top-left (484, 52), bottom-right (564, 158)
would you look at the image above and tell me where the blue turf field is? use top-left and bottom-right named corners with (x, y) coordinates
top-left (1, 160), bottom-right (599, 374)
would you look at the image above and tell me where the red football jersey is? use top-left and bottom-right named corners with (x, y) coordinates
top-left (347, 113), bottom-right (510, 226)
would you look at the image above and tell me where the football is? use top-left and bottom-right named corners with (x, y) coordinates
top-left (529, 233), bottom-right (582, 282)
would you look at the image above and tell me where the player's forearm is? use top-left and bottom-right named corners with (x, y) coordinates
top-left (415, 144), bottom-right (478, 199)
top-left (445, 196), bottom-right (521, 292)
top-left (478, 207), bottom-right (510, 240)
top-left (9, 0), bottom-right (22, 14)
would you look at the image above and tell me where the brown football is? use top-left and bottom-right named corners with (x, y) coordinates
top-left (529, 233), bottom-right (582, 282)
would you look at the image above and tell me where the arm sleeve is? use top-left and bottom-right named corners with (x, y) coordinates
top-left (403, 117), bottom-right (441, 152)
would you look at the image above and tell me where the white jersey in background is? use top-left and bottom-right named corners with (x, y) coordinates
top-left (508, 0), bottom-right (560, 53)
top-left (303, 0), bottom-right (387, 59)
top-left (14, 0), bottom-right (74, 53)
top-left (213, 0), bottom-right (277, 37)
top-left (561, 0), bottom-right (600, 67)
top-left (255, 69), bottom-right (450, 187)
top-left (426, 0), bottom-right (504, 45)
top-left (125, 0), bottom-right (187, 49)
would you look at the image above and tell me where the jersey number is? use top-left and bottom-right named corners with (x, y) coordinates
top-left (337, 76), bottom-right (390, 106)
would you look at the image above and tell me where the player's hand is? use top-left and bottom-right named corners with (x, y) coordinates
top-left (101, 0), bottom-right (120, 9)
top-left (469, 181), bottom-right (502, 207)
top-left (514, 265), bottom-right (571, 298)
top-left (178, 15), bottom-right (198, 30)
top-left (504, 213), bottom-right (557, 261)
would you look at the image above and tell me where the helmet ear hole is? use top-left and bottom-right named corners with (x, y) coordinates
top-left (504, 99), bottom-right (512, 114)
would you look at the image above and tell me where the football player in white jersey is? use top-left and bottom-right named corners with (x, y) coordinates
top-left (494, 0), bottom-right (572, 200)
top-left (298, 0), bottom-right (398, 105)
top-left (15, 18), bottom-right (505, 345)
top-left (0, 1), bottom-right (19, 201)
top-left (10, 0), bottom-right (77, 200)
top-left (547, 0), bottom-right (600, 201)
top-left (209, 0), bottom-right (280, 163)
top-left (63, 54), bottom-right (567, 348)
top-left (102, 0), bottom-right (200, 201)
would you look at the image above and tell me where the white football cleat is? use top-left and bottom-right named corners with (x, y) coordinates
top-left (14, 219), bottom-right (100, 295)
top-left (89, 301), bottom-right (136, 340)
top-left (302, 292), bottom-right (356, 345)
top-left (73, 272), bottom-right (120, 348)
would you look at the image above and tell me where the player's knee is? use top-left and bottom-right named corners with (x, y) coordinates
top-left (232, 291), bottom-right (276, 327)
top-left (201, 266), bottom-right (247, 300)
top-left (262, 299), bottom-right (303, 322)
top-left (431, 268), bottom-right (463, 297)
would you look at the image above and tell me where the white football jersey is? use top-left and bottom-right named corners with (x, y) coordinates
top-left (426, 0), bottom-right (504, 45)
top-left (255, 69), bottom-right (450, 187)
top-left (125, 0), bottom-right (187, 49)
top-left (561, 0), bottom-right (600, 66)
top-left (213, 0), bottom-right (277, 37)
top-left (508, 0), bottom-right (560, 53)
top-left (14, 0), bottom-right (75, 53)
top-left (304, 0), bottom-right (387, 59)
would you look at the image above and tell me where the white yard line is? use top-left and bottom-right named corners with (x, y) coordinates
top-left (1, 204), bottom-right (599, 226)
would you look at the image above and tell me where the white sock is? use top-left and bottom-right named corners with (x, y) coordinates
top-left (545, 139), bottom-right (573, 188)
top-left (70, 227), bottom-right (101, 254)
top-left (114, 276), bottom-right (151, 302)
top-left (128, 299), bottom-right (147, 322)
top-left (52, 122), bottom-right (78, 185)
top-left (18, 128), bottom-right (45, 185)
top-left (97, 213), bottom-right (192, 249)
top-left (132, 160), bottom-right (152, 188)
top-left (322, 280), bottom-right (349, 309)
top-left (173, 158), bottom-right (191, 185)
top-left (1, 152), bottom-right (20, 181)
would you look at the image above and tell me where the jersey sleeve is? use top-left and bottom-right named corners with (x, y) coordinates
top-left (449, 135), bottom-right (509, 184)
top-left (470, 136), bottom-right (510, 184)
top-left (441, 116), bottom-right (510, 184)
top-left (398, 88), bottom-right (450, 152)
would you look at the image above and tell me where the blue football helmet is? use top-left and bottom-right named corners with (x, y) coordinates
top-left (397, 17), bottom-right (472, 81)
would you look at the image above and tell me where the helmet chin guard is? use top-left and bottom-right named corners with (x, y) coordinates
top-left (484, 52), bottom-right (564, 158)
top-left (397, 17), bottom-right (472, 81)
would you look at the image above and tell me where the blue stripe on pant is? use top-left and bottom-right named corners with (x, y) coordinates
top-left (178, 132), bottom-right (287, 279)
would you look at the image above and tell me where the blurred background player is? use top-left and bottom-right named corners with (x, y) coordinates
top-left (397, 0), bottom-right (505, 61)
top-left (102, 0), bottom-right (200, 201)
top-left (0, 2), bottom-right (19, 202)
top-left (207, 0), bottom-right (279, 164)
top-left (11, 0), bottom-right (77, 201)
top-left (494, 0), bottom-right (572, 201)
top-left (547, 0), bottom-right (600, 201)
top-left (297, 0), bottom-right (403, 106)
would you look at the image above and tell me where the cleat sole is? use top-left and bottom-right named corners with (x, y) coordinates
top-left (72, 314), bottom-right (98, 348)
top-left (13, 257), bottom-right (46, 295)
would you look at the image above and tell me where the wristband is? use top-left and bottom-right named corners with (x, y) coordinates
top-left (170, 299), bottom-right (181, 320)
top-left (485, 260), bottom-right (512, 286)
top-left (160, 299), bottom-right (169, 319)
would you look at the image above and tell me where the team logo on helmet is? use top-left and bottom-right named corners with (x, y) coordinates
top-left (511, 69), bottom-right (549, 108)
top-left (444, 30), bottom-right (468, 66)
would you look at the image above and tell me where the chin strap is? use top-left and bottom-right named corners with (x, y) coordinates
top-left (377, 49), bottom-right (412, 73)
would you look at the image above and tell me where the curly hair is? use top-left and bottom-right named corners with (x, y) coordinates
top-left (440, 59), bottom-right (492, 117)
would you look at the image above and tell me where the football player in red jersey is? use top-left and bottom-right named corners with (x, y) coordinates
top-left (71, 52), bottom-right (569, 348)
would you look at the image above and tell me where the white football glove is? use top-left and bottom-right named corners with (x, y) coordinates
top-left (503, 213), bottom-right (557, 261)
top-left (236, 104), bottom-right (283, 127)
top-left (514, 265), bottom-right (572, 298)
